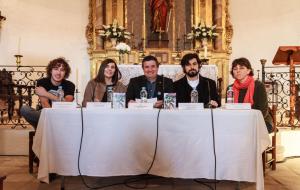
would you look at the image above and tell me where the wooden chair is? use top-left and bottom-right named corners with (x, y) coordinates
top-left (0, 175), bottom-right (6, 190)
top-left (29, 130), bottom-right (39, 173)
top-left (262, 104), bottom-right (277, 174)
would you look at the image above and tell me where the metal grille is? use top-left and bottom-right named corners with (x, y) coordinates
top-left (261, 65), bottom-right (300, 127)
top-left (0, 65), bottom-right (46, 128)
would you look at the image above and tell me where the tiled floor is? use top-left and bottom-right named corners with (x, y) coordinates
top-left (0, 156), bottom-right (300, 190)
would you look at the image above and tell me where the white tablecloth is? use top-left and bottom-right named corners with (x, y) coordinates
top-left (33, 108), bottom-right (270, 190)
top-left (118, 65), bottom-right (217, 85)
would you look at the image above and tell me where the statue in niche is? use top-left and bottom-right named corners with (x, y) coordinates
top-left (149, 0), bottom-right (173, 32)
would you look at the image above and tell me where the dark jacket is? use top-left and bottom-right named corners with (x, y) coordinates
top-left (126, 75), bottom-right (174, 104)
top-left (174, 75), bottom-right (220, 107)
top-left (227, 80), bottom-right (273, 129)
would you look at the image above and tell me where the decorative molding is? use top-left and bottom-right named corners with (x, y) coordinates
top-left (0, 11), bottom-right (7, 29)
top-left (225, 0), bottom-right (233, 54)
top-left (86, 0), bottom-right (94, 54)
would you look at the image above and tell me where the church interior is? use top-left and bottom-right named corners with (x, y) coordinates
top-left (0, 0), bottom-right (300, 189)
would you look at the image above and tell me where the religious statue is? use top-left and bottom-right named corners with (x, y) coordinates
top-left (149, 0), bottom-right (173, 33)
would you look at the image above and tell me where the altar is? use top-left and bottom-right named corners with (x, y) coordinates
top-left (86, 0), bottom-right (233, 96)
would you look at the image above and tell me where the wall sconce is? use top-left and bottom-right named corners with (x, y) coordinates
top-left (0, 11), bottom-right (7, 29)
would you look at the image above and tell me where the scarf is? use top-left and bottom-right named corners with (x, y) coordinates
top-left (233, 76), bottom-right (255, 105)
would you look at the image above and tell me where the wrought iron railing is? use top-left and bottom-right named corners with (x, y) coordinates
top-left (261, 63), bottom-right (300, 127)
top-left (0, 65), bottom-right (46, 128)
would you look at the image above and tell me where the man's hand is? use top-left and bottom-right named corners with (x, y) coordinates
top-left (154, 100), bottom-right (163, 108)
top-left (35, 87), bottom-right (48, 97)
top-left (35, 86), bottom-right (59, 101)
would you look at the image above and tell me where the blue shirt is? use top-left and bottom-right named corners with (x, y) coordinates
top-left (146, 80), bottom-right (156, 98)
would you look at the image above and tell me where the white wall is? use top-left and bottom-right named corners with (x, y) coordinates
top-left (0, 0), bottom-right (90, 100)
top-left (229, 0), bottom-right (300, 83)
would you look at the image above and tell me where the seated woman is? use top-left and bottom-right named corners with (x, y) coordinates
top-left (228, 57), bottom-right (273, 133)
top-left (82, 58), bottom-right (126, 107)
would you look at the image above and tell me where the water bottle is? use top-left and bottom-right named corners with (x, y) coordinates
top-left (227, 86), bottom-right (234, 103)
top-left (57, 86), bottom-right (64, 101)
top-left (140, 87), bottom-right (148, 103)
top-left (107, 86), bottom-right (113, 102)
top-left (190, 89), bottom-right (198, 103)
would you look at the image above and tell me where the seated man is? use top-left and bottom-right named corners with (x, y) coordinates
top-left (126, 55), bottom-right (173, 108)
top-left (174, 53), bottom-right (220, 107)
top-left (21, 57), bottom-right (75, 129)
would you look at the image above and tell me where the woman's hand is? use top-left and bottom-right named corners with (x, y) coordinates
top-left (209, 100), bottom-right (218, 107)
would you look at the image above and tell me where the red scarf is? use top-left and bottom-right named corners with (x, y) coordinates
top-left (233, 76), bottom-right (255, 105)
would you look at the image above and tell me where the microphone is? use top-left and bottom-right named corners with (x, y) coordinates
top-left (206, 79), bottom-right (212, 108)
top-left (160, 74), bottom-right (165, 108)
top-left (75, 88), bottom-right (81, 107)
top-left (162, 74), bottom-right (165, 95)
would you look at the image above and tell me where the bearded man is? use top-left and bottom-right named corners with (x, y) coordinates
top-left (174, 53), bottom-right (220, 108)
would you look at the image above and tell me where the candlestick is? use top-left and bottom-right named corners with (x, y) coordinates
top-left (131, 21), bottom-right (134, 34)
top-left (204, 46), bottom-right (207, 59)
top-left (177, 23), bottom-right (180, 39)
top-left (14, 54), bottom-right (23, 67)
top-left (159, 27), bottom-right (162, 48)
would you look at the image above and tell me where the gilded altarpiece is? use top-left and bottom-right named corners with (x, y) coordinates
top-left (86, 0), bottom-right (233, 96)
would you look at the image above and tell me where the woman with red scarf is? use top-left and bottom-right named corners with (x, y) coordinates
top-left (227, 57), bottom-right (273, 133)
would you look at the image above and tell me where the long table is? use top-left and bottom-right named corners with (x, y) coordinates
top-left (33, 108), bottom-right (270, 190)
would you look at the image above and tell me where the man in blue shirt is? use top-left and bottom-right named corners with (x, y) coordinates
top-left (126, 55), bottom-right (173, 108)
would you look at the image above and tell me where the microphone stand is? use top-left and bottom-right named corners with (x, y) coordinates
top-left (207, 79), bottom-right (212, 108)
top-left (207, 79), bottom-right (217, 190)
top-left (75, 88), bottom-right (81, 108)
top-left (161, 74), bottom-right (165, 109)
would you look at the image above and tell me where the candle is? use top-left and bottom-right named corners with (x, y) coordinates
top-left (131, 21), bottom-right (134, 34)
top-left (184, 24), bottom-right (186, 35)
top-left (204, 46), bottom-right (208, 59)
top-left (17, 37), bottom-right (21, 54)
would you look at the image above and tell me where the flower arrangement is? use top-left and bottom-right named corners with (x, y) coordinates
top-left (115, 42), bottom-right (131, 54)
top-left (98, 19), bottom-right (131, 42)
top-left (187, 23), bottom-right (218, 41)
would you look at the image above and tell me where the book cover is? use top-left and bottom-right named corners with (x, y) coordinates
top-left (112, 93), bottom-right (126, 109)
top-left (164, 93), bottom-right (176, 109)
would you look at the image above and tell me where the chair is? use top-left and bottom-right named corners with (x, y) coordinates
top-left (262, 104), bottom-right (277, 174)
top-left (29, 130), bottom-right (39, 173)
top-left (0, 175), bottom-right (6, 190)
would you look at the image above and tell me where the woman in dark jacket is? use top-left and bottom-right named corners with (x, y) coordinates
top-left (227, 57), bottom-right (273, 133)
